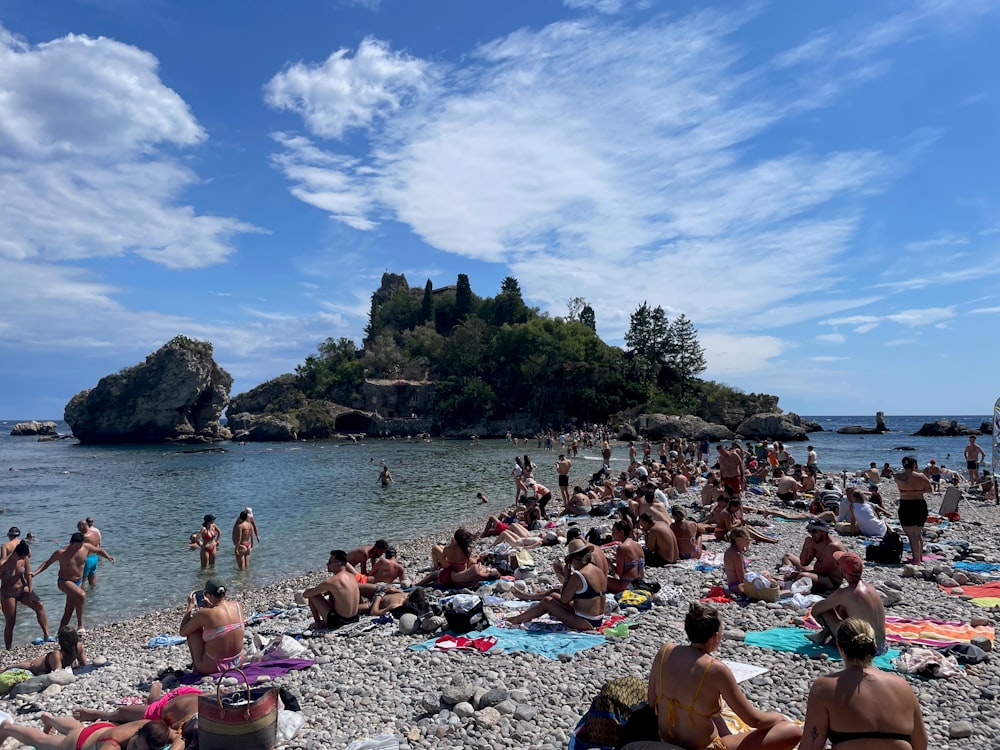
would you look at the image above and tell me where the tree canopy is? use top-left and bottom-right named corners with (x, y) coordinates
top-left (292, 273), bottom-right (756, 429)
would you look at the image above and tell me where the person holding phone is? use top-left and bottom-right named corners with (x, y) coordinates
top-left (178, 578), bottom-right (245, 674)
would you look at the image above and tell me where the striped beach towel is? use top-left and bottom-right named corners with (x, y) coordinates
top-left (804, 614), bottom-right (994, 648)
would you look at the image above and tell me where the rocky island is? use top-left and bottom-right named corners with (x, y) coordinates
top-left (64, 336), bottom-right (232, 444)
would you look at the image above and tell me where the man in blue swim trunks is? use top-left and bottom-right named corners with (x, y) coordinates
top-left (77, 519), bottom-right (102, 588)
top-left (33, 531), bottom-right (115, 632)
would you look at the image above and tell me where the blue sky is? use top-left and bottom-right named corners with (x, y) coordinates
top-left (1, 0), bottom-right (998, 419)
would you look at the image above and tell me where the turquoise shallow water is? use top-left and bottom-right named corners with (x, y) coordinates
top-left (0, 415), bottom-right (991, 642)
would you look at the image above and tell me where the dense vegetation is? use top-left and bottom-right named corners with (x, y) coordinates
top-left (292, 273), bottom-right (772, 430)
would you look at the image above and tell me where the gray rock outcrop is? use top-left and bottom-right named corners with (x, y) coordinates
top-left (227, 413), bottom-right (298, 441)
top-left (64, 336), bottom-right (232, 444)
top-left (638, 414), bottom-right (734, 442)
top-left (838, 412), bottom-right (887, 435)
top-left (913, 419), bottom-right (980, 437)
top-left (736, 412), bottom-right (809, 441)
top-left (10, 420), bottom-right (57, 436)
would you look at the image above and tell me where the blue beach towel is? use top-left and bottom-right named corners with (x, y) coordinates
top-left (146, 634), bottom-right (187, 648)
top-left (410, 625), bottom-right (605, 660)
top-left (744, 627), bottom-right (898, 671)
top-left (954, 561), bottom-right (1000, 573)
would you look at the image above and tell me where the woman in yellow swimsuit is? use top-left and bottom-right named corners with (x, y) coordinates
top-left (646, 602), bottom-right (801, 750)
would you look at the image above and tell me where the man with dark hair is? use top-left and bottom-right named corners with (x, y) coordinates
top-left (33, 531), bottom-right (115, 632)
top-left (369, 546), bottom-right (405, 584)
top-left (0, 527), bottom-right (21, 565)
top-left (638, 512), bottom-right (678, 566)
top-left (303, 550), bottom-right (360, 630)
top-left (556, 453), bottom-right (573, 506)
top-left (781, 520), bottom-right (844, 595)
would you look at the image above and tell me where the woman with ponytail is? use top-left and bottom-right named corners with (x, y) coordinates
top-left (800, 618), bottom-right (927, 749)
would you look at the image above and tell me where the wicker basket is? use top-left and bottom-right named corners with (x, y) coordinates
top-left (744, 583), bottom-right (781, 603)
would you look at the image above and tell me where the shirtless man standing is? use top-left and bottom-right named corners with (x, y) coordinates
top-left (232, 510), bottom-right (254, 570)
top-left (1, 541), bottom-right (49, 648)
top-left (965, 436), bottom-right (986, 484)
top-left (717, 445), bottom-right (745, 497)
top-left (303, 550), bottom-right (360, 630)
top-left (782, 520), bottom-right (844, 595)
top-left (33, 532), bottom-right (115, 632)
top-left (862, 462), bottom-right (881, 487)
top-left (556, 454), bottom-right (573, 506)
top-left (638, 512), bottom-right (678, 566)
top-left (806, 552), bottom-right (886, 653)
top-left (894, 456), bottom-right (932, 565)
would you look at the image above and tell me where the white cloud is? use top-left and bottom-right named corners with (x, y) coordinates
top-left (885, 306), bottom-right (955, 326)
top-left (816, 333), bottom-right (846, 344)
top-left (268, 11), bottom-right (919, 338)
top-left (821, 315), bottom-right (880, 326)
top-left (853, 323), bottom-right (879, 334)
top-left (700, 332), bottom-right (787, 375)
top-left (563, 0), bottom-right (628, 14)
top-left (0, 26), bottom-right (204, 157)
top-left (905, 233), bottom-right (969, 252)
top-left (264, 37), bottom-right (430, 141)
top-left (809, 356), bottom-right (848, 362)
top-left (0, 25), bottom-right (259, 270)
top-left (971, 306), bottom-right (1000, 314)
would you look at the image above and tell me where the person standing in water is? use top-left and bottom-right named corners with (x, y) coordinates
top-left (232, 511), bottom-right (253, 570)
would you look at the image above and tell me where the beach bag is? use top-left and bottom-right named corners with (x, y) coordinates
top-left (441, 594), bottom-right (485, 634)
top-left (866, 529), bottom-right (903, 564)
top-left (263, 635), bottom-right (308, 660)
top-left (570, 676), bottom-right (648, 750)
top-left (198, 668), bottom-right (279, 750)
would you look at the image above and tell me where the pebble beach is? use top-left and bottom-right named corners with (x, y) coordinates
top-left (1, 478), bottom-right (998, 750)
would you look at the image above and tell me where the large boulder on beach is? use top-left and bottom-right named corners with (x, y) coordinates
top-left (638, 414), bottom-right (733, 442)
top-left (913, 419), bottom-right (980, 437)
top-left (737, 412), bottom-right (808, 441)
top-left (64, 337), bottom-right (232, 444)
top-left (10, 420), bottom-right (57, 436)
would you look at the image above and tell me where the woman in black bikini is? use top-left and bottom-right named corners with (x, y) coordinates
top-left (507, 538), bottom-right (606, 631)
top-left (8, 625), bottom-right (86, 675)
top-left (801, 618), bottom-right (926, 749)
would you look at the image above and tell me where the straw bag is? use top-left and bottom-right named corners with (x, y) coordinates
top-left (198, 668), bottom-right (279, 750)
top-left (744, 583), bottom-right (780, 603)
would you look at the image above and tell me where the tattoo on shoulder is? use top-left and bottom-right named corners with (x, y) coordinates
top-left (810, 725), bottom-right (818, 739)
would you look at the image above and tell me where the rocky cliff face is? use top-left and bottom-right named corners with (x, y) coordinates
top-left (64, 337), bottom-right (232, 444)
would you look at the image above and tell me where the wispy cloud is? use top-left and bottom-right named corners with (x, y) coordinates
top-left (266, 8), bottom-right (932, 345)
top-left (809, 356), bottom-right (848, 362)
top-left (821, 307), bottom-right (955, 329)
top-left (905, 233), bottom-right (969, 252)
top-left (970, 306), bottom-right (1000, 314)
top-left (816, 333), bottom-right (846, 344)
top-left (0, 24), bottom-right (259, 270)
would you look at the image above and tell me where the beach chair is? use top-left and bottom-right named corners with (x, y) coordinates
top-left (938, 486), bottom-right (962, 516)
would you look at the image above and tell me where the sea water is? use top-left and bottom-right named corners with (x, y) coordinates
top-left (0, 415), bottom-right (990, 641)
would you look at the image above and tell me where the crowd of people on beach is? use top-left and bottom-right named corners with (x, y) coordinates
top-left (3, 430), bottom-right (988, 749)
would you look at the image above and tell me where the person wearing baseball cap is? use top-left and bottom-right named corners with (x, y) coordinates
top-left (780, 519), bottom-right (846, 595)
top-left (805, 551), bottom-right (886, 653)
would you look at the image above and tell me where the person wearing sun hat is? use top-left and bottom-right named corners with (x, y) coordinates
top-left (507, 537), bottom-right (607, 631)
top-left (805, 551), bottom-right (887, 653)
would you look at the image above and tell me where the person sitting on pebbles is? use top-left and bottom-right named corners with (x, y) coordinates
top-left (781, 520), bottom-right (845, 595)
top-left (638, 512), bottom-right (679, 566)
top-left (805, 552), bottom-right (887, 653)
top-left (303, 550), bottom-right (360, 631)
top-left (416, 528), bottom-right (499, 588)
top-left (7, 625), bottom-right (86, 675)
top-left (507, 539), bottom-right (607, 631)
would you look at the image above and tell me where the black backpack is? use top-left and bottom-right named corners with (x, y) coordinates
top-left (866, 529), bottom-right (903, 564)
